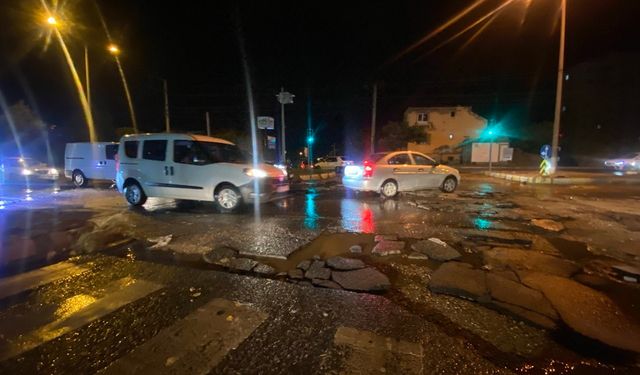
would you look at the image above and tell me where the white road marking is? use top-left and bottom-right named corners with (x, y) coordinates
top-left (334, 326), bottom-right (424, 375)
top-left (0, 277), bottom-right (163, 361)
top-left (0, 261), bottom-right (89, 300)
top-left (101, 298), bottom-right (267, 375)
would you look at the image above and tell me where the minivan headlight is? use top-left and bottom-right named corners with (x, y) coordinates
top-left (21, 168), bottom-right (33, 175)
top-left (244, 168), bottom-right (267, 178)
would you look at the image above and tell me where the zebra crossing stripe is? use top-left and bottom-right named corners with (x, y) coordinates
top-left (334, 326), bottom-right (424, 374)
top-left (100, 298), bottom-right (268, 375)
top-left (0, 261), bottom-right (89, 300)
top-left (0, 277), bottom-right (163, 361)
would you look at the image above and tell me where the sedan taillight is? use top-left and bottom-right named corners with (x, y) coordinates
top-left (363, 163), bottom-right (374, 178)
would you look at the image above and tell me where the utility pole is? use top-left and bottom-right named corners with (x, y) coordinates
top-left (307, 94), bottom-right (313, 166)
top-left (276, 88), bottom-right (294, 164)
top-left (550, 0), bottom-right (567, 175)
top-left (205, 111), bottom-right (211, 136)
top-left (163, 79), bottom-right (171, 132)
top-left (84, 45), bottom-right (91, 112)
top-left (370, 83), bottom-right (378, 155)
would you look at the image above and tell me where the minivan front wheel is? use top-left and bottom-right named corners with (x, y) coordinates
top-left (124, 181), bottom-right (147, 206)
top-left (72, 170), bottom-right (88, 188)
top-left (215, 185), bottom-right (242, 212)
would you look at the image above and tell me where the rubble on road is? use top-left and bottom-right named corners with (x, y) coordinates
top-left (483, 247), bottom-right (579, 277)
top-left (521, 272), bottom-right (640, 353)
top-left (411, 238), bottom-right (461, 261)
top-left (326, 256), bottom-right (365, 271)
top-left (304, 260), bottom-right (332, 280)
top-left (331, 267), bottom-right (391, 292)
top-left (374, 234), bottom-right (398, 242)
top-left (311, 278), bottom-right (342, 289)
top-left (531, 219), bottom-right (565, 232)
top-left (372, 240), bottom-right (405, 256)
top-left (253, 263), bottom-right (277, 275)
top-left (202, 246), bottom-right (238, 264)
top-left (296, 260), bottom-right (311, 271)
top-left (148, 234), bottom-right (173, 249)
top-left (349, 245), bottom-right (363, 253)
top-left (429, 262), bottom-right (490, 302)
top-left (227, 258), bottom-right (259, 272)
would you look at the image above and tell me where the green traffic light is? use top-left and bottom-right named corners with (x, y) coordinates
top-left (307, 136), bottom-right (315, 144)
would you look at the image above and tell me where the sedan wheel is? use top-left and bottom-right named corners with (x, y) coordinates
top-left (441, 176), bottom-right (458, 193)
top-left (216, 186), bottom-right (242, 212)
top-left (381, 180), bottom-right (398, 198)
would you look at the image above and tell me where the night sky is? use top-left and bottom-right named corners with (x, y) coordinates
top-left (1, 0), bottom-right (639, 160)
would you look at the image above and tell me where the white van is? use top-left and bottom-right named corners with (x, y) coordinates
top-left (64, 142), bottom-right (119, 187)
top-left (115, 133), bottom-right (289, 212)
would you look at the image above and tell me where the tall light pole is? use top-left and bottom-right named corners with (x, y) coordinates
top-left (84, 45), bottom-right (91, 112)
top-left (108, 44), bottom-right (138, 133)
top-left (550, 0), bottom-right (567, 175)
top-left (163, 79), bottom-right (170, 132)
top-left (276, 88), bottom-right (294, 164)
top-left (370, 83), bottom-right (378, 155)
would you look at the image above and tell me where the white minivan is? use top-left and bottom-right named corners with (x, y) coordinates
top-left (115, 133), bottom-right (289, 212)
top-left (65, 142), bottom-right (119, 187)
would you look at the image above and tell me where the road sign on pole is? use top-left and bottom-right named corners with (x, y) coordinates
top-left (257, 116), bottom-right (274, 130)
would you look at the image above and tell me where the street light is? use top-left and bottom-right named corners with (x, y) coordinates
top-left (46, 16), bottom-right (57, 25)
top-left (107, 44), bottom-right (120, 55)
top-left (107, 43), bottom-right (138, 133)
top-left (276, 88), bottom-right (294, 164)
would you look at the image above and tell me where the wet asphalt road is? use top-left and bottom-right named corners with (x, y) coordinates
top-left (1, 173), bottom-right (640, 373)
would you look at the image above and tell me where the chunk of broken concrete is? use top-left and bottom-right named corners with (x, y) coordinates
top-left (312, 278), bottom-right (342, 289)
top-left (486, 273), bottom-right (557, 319)
top-left (288, 269), bottom-right (304, 279)
top-left (374, 234), bottom-right (398, 242)
top-left (227, 258), bottom-right (258, 271)
top-left (522, 272), bottom-right (640, 353)
top-left (372, 240), bottom-right (405, 256)
top-left (429, 262), bottom-right (490, 302)
top-left (253, 263), bottom-right (277, 275)
top-left (349, 245), bottom-right (363, 253)
top-left (408, 252), bottom-right (429, 260)
top-left (483, 248), bottom-right (579, 278)
top-left (326, 256), bottom-right (366, 271)
top-left (331, 267), bottom-right (391, 292)
top-left (411, 238), bottom-right (461, 261)
top-left (296, 260), bottom-right (311, 271)
top-left (202, 246), bottom-right (239, 264)
top-left (492, 301), bottom-right (557, 330)
top-left (305, 260), bottom-right (331, 280)
top-left (531, 219), bottom-right (565, 232)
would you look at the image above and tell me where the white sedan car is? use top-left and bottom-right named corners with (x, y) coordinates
top-left (342, 151), bottom-right (460, 198)
top-left (314, 156), bottom-right (353, 173)
top-left (604, 152), bottom-right (640, 171)
top-left (0, 157), bottom-right (59, 181)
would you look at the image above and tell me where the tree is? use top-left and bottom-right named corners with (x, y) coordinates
top-left (377, 121), bottom-right (425, 152)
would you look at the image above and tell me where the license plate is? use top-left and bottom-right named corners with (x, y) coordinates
top-left (276, 185), bottom-right (289, 193)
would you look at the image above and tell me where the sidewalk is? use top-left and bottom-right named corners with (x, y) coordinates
top-left (485, 170), bottom-right (640, 185)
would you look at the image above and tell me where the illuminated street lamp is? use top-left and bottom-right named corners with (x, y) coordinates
top-left (106, 43), bottom-right (138, 133)
top-left (107, 44), bottom-right (120, 55)
top-left (46, 16), bottom-right (57, 25)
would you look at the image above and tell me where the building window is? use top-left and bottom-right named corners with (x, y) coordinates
top-left (450, 111), bottom-right (456, 117)
top-left (448, 134), bottom-right (454, 140)
top-left (417, 113), bottom-right (429, 123)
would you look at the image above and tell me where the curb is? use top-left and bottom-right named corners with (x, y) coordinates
top-left (485, 171), bottom-right (640, 185)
